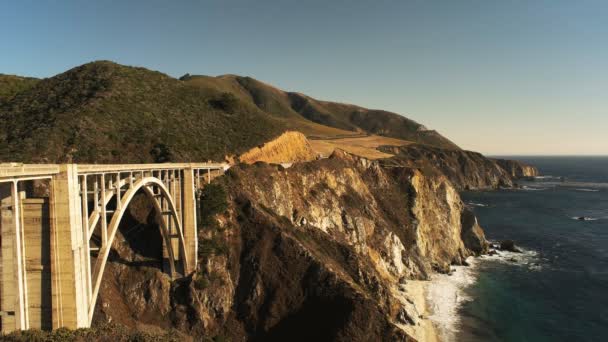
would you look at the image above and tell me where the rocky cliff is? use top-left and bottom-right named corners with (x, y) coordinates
top-left (88, 150), bottom-right (487, 341)
top-left (493, 158), bottom-right (539, 178)
top-left (379, 144), bottom-right (539, 190)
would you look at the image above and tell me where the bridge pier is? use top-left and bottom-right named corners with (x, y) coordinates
top-left (182, 167), bottom-right (197, 274)
top-left (0, 183), bottom-right (27, 332)
top-left (49, 165), bottom-right (89, 329)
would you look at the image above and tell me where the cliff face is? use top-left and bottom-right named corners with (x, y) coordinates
top-left (494, 158), bottom-right (539, 178)
top-left (91, 150), bottom-right (488, 341)
top-left (379, 144), bottom-right (539, 190)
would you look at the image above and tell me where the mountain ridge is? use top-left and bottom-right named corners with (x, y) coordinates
top-left (0, 60), bottom-right (458, 164)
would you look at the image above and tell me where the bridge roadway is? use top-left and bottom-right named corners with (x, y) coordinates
top-left (0, 162), bottom-right (227, 332)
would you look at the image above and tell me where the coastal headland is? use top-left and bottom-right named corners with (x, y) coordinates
top-left (0, 62), bottom-right (536, 341)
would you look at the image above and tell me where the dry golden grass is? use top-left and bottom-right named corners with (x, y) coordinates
top-left (309, 135), bottom-right (412, 160)
top-left (239, 131), bottom-right (316, 164)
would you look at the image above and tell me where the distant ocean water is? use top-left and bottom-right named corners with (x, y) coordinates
top-left (455, 157), bottom-right (608, 342)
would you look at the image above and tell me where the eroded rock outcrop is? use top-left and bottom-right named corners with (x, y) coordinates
top-left (380, 144), bottom-right (539, 190)
top-left (177, 150), bottom-right (488, 340)
top-left (494, 158), bottom-right (539, 178)
top-left (93, 150), bottom-right (491, 341)
top-left (461, 207), bottom-right (489, 255)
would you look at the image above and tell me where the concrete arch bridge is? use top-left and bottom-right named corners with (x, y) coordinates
top-left (0, 163), bottom-right (227, 332)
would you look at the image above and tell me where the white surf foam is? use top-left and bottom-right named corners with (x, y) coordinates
top-left (425, 247), bottom-right (542, 341)
top-left (570, 216), bottom-right (599, 221)
top-left (574, 188), bottom-right (600, 192)
top-left (425, 257), bottom-right (479, 341)
top-left (521, 185), bottom-right (549, 191)
top-left (482, 246), bottom-right (542, 270)
top-left (466, 201), bottom-right (487, 207)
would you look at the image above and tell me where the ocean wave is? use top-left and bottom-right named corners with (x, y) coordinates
top-left (425, 246), bottom-right (543, 341)
top-left (521, 185), bottom-right (549, 191)
top-left (570, 216), bottom-right (599, 221)
top-left (466, 202), bottom-right (487, 207)
top-left (534, 181), bottom-right (608, 189)
top-left (481, 247), bottom-right (542, 270)
top-left (574, 188), bottom-right (600, 192)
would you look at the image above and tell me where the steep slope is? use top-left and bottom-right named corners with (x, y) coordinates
top-left (90, 150), bottom-right (487, 341)
top-left (287, 92), bottom-right (459, 149)
top-left (182, 74), bottom-right (459, 149)
top-left (180, 74), bottom-right (367, 138)
top-left (0, 61), bottom-right (287, 163)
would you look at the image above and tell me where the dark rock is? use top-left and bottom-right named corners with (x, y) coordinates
top-left (397, 308), bottom-right (415, 325)
top-left (500, 240), bottom-right (521, 253)
top-left (461, 207), bottom-right (489, 255)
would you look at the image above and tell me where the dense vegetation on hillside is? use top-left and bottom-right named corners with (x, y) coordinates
top-left (0, 74), bottom-right (38, 103)
top-left (0, 62), bottom-right (286, 163)
top-left (0, 61), bottom-right (457, 163)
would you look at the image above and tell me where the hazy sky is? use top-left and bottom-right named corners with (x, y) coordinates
top-left (2, 0), bottom-right (607, 155)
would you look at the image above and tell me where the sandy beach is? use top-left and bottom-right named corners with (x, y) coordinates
top-left (402, 280), bottom-right (441, 342)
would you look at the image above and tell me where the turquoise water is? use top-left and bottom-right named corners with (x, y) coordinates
top-left (458, 157), bottom-right (608, 342)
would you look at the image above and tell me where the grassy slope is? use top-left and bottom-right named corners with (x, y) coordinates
top-left (182, 74), bottom-right (459, 149)
top-left (182, 74), bottom-right (358, 137)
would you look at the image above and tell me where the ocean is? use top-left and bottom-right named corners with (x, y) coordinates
top-left (449, 157), bottom-right (608, 342)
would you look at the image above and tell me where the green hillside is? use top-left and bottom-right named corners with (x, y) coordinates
top-left (0, 61), bottom-right (286, 163)
top-left (0, 74), bottom-right (39, 103)
top-left (0, 61), bottom-right (458, 163)
top-left (184, 74), bottom-right (459, 149)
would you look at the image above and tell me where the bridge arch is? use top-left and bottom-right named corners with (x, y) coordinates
top-left (87, 176), bottom-right (189, 324)
top-left (0, 162), bottom-right (226, 331)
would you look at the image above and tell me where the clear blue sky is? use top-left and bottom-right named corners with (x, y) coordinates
top-left (2, 0), bottom-right (607, 155)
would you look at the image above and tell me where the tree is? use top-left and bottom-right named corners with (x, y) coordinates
top-left (150, 143), bottom-right (173, 163)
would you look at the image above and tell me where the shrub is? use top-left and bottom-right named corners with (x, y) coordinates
top-left (193, 273), bottom-right (209, 290)
top-left (208, 92), bottom-right (239, 112)
top-left (198, 183), bottom-right (228, 227)
top-left (150, 143), bottom-right (174, 163)
top-left (198, 236), bottom-right (229, 260)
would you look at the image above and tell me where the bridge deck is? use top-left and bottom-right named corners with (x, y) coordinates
top-left (0, 163), bottom-right (227, 181)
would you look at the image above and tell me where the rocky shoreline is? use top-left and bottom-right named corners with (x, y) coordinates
top-left (404, 237), bottom-right (530, 341)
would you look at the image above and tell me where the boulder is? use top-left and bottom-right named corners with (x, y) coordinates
top-left (499, 240), bottom-right (521, 253)
top-left (460, 208), bottom-right (489, 255)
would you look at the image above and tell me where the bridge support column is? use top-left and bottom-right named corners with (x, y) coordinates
top-left (0, 183), bottom-right (28, 333)
top-left (182, 166), bottom-right (197, 274)
top-left (49, 165), bottom-right (89, 329)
